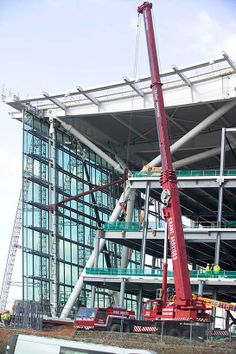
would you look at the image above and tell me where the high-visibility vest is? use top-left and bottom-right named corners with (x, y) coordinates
top-left (213, 265), bottom-right (221, 273)
top-left (2, 313), bottom-right (10, 320)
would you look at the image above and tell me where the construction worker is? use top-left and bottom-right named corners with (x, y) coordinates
top-left (140, 210), bottom-right (145, 224)
top-left (166, 287), bottom-right (175, 300)
top-left (213, 264), bottom-right (221, 276)
top-left (2, 310), bottom-right (11, 326)
top-left (205, 263), bottom-right (211, 273)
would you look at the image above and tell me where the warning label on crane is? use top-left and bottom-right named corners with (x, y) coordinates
top-left (168, 218), bottom-right (177, 261)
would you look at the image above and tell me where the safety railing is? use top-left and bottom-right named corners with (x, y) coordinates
top-left (103, 220), bottom-right (236, 231)
top-left (85, 268), bottom-right (236, 279)
top-left (132, 170), bottom-right (236, 178)
top-left (176, 170), bottom-right (236, 177)
top-left (132, 171), bottom-right (161, 178)
top-left (104, 221), bottom-right (141, 231)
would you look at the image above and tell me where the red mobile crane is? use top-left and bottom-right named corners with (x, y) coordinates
top-left (138, 1), bottom-right (208, 321)
top-left (75, 2), bottom-right (212, 337)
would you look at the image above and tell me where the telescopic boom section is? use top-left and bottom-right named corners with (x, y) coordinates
top-left (138, 2), bottom-right (192, 306)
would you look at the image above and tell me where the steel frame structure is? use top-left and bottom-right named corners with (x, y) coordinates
top-left (3, 18), bottom-right (236, 317)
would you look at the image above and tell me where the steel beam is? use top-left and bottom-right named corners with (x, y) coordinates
top-left (222, 51), bottom-right (236, 72)
top-left (172, 65), bottom-right (192, 87)
top-left (148, 100), bottom-right (236, 167)
top-left (42, 92), bottom-right (66, 111)
top-left (123, 76), bottom-right (145, 97)
top-left (54, 116), bottom-right (124, 174)
top-left (110, 113), bottom-right (147, 141)
top-left (173, 144), bottom-right (232, 169)
top-left (76, 85), bottom-right (100, 106)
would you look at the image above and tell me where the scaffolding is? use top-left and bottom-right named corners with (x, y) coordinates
top-left (0, 193), bottom-right (22, 312)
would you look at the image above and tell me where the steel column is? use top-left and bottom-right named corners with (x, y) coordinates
top-left (211, 289), bottom-right (217, 329)
top-left (136, 287), bottom-right (143, 320)
top-left (48, 116), bottom-right (57, 316)
top-left (173, 144), bottom-right (231, 169)
top-left (140, 182), bottom-right (151, 270)
top-left (91, 230), bottom-right (101, 307)
top-left (198, 280), bottom-right (205, 296)
top-left (215, 128), bottom-right (226, 265)
top-left (120, 189), bottom-right (135, 269)
top-left (119, 279), bottom-right (126, 308)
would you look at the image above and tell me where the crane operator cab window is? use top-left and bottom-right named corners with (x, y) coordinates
top-left (97, 310), bottom-right (107, 320)
top-left (76, 308), bottom-right (96, 319)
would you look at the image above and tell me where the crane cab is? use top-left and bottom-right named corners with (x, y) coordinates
top-left (143, 299), bottom-right (163, 321)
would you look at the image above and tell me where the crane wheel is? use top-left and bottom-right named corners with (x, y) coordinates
top-left (125, 325), bottom-right (131, 332)
top-left (110, 323), bottom-right (121, 332)
top-left (168, 328), bottom-right (181, 337)
top-left (182, 329), bottom-right (190, 338)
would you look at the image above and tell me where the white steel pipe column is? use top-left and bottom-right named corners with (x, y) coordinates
top-left (148, 100), bottom-right (236, 167)
top-left (120, 189), bottom-right (135, 269)
top-left (91, 229), bottom-right (101, 307)
top-left (215, 128), bottom-right (226, 265)
top-left (119, 189), bottom-right (135, 307)
top-left (55, 117), bottom-right (124, 175)
top-left (140, 182), bottom-right (151, 270)
top-left (137, 182), bottom-right (151, 320)
top-left (60, 185), bottom-right (131, 319)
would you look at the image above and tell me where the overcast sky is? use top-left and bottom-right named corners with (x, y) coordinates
top-left (0, 0), bottom-right (236, 307)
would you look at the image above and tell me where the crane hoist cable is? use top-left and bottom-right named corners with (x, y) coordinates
top-left (125, 13), bottom-right (141, 167)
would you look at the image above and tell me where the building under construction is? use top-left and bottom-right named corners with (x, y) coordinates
top-left (2, 38), bottom-right (236, 326)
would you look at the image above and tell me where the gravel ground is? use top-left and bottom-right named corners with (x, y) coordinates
top-left (72, 331), bottom-right (236, 354)
top-left (0, 327), bottom-right (236, 354)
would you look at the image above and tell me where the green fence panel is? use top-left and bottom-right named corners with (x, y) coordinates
top-left (133, 170), bottom-right (236, 178)
top-left (104, 221), bottom-right (141, 231)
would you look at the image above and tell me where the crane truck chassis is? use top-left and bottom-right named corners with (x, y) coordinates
top-left (74, 306), bottom-right (210, 339)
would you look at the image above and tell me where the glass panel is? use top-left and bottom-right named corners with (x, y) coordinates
top-left (22, 113), bottom-right (138, 312)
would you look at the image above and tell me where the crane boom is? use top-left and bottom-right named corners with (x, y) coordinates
top-left (138, 2), bottom-right (192, 306)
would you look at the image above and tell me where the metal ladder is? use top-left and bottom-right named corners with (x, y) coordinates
top-left (0, 135), bottom-right (40, 312)
top-left (0, 193), bottom-right (23, 312)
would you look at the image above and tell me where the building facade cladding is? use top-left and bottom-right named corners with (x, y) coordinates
top-left (22, 112), bottom-right (140, 315)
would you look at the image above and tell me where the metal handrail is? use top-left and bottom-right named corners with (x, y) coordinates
top-left (86, 268), bottom-right (236, 279)
top-left (132, 169), bottom-right (236, 178)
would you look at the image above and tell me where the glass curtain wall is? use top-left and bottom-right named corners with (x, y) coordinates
top-left (22, 112), bottom-right (140, 315)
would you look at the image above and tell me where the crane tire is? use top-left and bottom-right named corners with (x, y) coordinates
top-left (167, 328), bottom-right (181, 337)
top-left (182, 329), bottom-right (190, 338)
top-left (125, 325), bottom-right (131, 332)
top-left (110, 323), bottom-right (121, 332)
